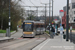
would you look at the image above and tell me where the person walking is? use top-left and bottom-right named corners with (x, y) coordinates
top-left (50, 25), bottom-right (55, 38)
top-left (52, 26), bottom-right (55, 36)
top-left (60, 26), bottom-right (63, 41)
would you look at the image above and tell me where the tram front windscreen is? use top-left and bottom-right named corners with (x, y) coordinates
top-left (23, 23), bottom-right (33, 32)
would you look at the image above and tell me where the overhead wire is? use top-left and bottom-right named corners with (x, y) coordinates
top-left (28, 0), bottom-right (36, 6)
top-left (39, 0), bottom-right (43, 4)
top-left (21, 0), bottom-right (29, 6)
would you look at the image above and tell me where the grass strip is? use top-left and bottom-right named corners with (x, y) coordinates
top-left (0, 30), bottom-right (14, 33)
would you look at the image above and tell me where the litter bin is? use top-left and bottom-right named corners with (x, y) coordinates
top-left (63, 34), bottom-right (66, 39)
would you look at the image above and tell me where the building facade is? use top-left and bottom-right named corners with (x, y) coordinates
top-left (69, 0), bottom-right (75, 29)
top-left (62, 6), bottom-right (67, 28)
top-left (62, 0), bottom-right (75, 29)
top-left (62, 12), bottom-right (66, 28)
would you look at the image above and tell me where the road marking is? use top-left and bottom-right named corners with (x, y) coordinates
top-left (18, 38), bottom-right (23, 39)
top-left (38, 39), bottom-right (50, 50)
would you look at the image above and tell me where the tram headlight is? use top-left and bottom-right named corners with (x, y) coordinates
top-left (32, 32), bottom-right (34, 34)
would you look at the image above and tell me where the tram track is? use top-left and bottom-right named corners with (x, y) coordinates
top-left (0, 38), bottom-right (33, 49)
top-left (12, 33), bottom-right (49, 50)
top-left (31, 33), bottom-right (49, 50)
top-left (11, 34), bottom-right (46, 50)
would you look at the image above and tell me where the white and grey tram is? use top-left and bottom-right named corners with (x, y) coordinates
top-left (22, 20), bottom-right (35, 37)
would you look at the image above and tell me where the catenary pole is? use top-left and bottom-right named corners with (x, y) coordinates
top-left (8, 0), bottom-right (11, 37)
top-left (66, 0), bottom-right (69, 41)
top-left (45, 4), bottom-right (47, 32)
top-left (52, 0), bottom-right (53, 21)
top-left (49, 0), bottom-right (51, 35)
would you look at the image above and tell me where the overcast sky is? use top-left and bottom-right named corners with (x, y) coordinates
top-left (19, 0), bottom-right (71, 16)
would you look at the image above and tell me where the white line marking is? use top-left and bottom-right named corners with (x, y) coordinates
top-left (39, 39), bottom-right (50, 50)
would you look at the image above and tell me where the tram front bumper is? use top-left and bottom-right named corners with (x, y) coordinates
top-left (23, 34), bottom-right (35, 37)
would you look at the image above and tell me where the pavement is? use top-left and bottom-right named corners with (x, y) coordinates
top-left (0, 37), bottom-right (13, 42)
top-left (0, 30), bottom-right (16, 42)
top-left (32, 35), bottom-right (75, 50)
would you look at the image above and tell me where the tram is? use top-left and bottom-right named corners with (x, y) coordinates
top-left (34, 21), bottom-right (45, 34)
top-left (22, 20), bottom-right (35, 37)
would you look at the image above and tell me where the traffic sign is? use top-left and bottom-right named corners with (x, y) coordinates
top-left (60, 10), bottom-right (64, 12)
top-left (59, 10), bottom-right (64, 17)
top-left (55, 19), bottom-right (57, 21)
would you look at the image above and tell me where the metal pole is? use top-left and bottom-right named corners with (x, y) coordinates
top-left (66, 0), bottom-right (69, 41)
top-left (41, 3), bottom-right (48, 32)
top-left (45, 4), bottom-right (47, 32)
top-left (51, 0), bottom-right (53, 33)
top-left (8, 0), bottom-right (11, 37)
top-left (21, 9), bottom-right (23, 22)
top-left (37, 7), bottom-right (38, 17)
top-left (49, 0), bottom-right (51, 35)
top-left (36, 7), bottom-right (39, 21)
top-left (6, 28), bottom-right (9, 37)
top-left (61, 17), bottom-right (62, 26)
top-left (70, 26), bottom-right (72, 42)
top-left (52, 0), bottom-right (53, 21)
top-left (28, 9), bottom-right (29, 20)
top-left (30, 7), bottom-right (31, 20)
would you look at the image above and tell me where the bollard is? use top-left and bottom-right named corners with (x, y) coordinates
top-left (6, 28), bottom-right (9, 37)
top-left (70, 26), bottom-right (72, 42)
top-left (63, 33), bottom-right (66, 39)
top-left (17, 25), bottom-right (18, 31)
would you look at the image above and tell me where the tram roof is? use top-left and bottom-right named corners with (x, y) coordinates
top-left (23, 20), bottom-right (44, 24)
top-left (34, 21), bottom-right (44, 24)
top-left (23, 20), bottom-right (34, 22)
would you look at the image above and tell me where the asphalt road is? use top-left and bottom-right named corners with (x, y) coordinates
top-left (0, 29), bottom-right (50, 50)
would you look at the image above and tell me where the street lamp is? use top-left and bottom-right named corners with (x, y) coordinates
top-left (66, 0), bottom-right (69, 41)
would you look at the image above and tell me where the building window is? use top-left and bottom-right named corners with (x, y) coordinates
top-left (74, 24), bottom-right (75, 26)
top-left (74, 17), bottom-right (75, 22)
top-left (72, 3), bottom-right (75, 9)
top-left (69, 6), bottom-right (70, 10)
